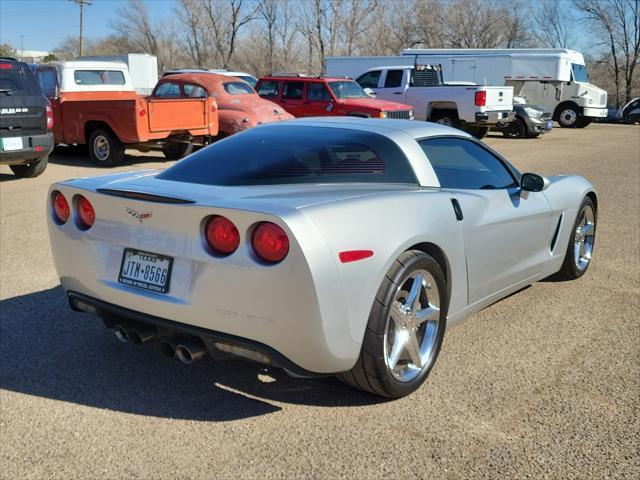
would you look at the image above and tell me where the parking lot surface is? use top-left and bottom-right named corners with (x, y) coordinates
top-left (1, 124), bottom-right (639, 479)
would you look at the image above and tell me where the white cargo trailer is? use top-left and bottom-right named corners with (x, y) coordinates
top-left (400, 48), bottom-right (607, 128)
top-left (77, 53), bottom-right (158, 95)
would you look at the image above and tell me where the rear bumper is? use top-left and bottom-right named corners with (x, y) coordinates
top-left (473, 110), bottom-right (515, 125)
top-left (583, 107), bottom-right (608, 118)
top-left (67, 291), bottom-right (325, 377)
top-left (0, 132), bottom-right (53, 164)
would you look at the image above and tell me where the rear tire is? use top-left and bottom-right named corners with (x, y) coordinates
top-left (9, 156), bottom-right (48, 178)
top-left (88, 129), bottom-right (124, 167)
top-left (556, 197), bottom-right (597, 280)
top-left (431, 110), bottom-right (460, 129)
top-left (466, 126), bottom-right (489, 139)
top-left (162, 141), bottom-right (193, 160)
top-left (338, 250), bottom-right (448, 398)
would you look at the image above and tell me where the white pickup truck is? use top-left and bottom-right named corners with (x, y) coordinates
top-left (325, 59), bottom-right (514, 138)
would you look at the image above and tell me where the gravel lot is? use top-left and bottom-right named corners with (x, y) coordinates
top-left (1, 124), bottom-right (638, 479)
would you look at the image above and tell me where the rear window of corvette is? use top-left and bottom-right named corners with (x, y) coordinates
top-left (158, 126), bottom-right (418, 186)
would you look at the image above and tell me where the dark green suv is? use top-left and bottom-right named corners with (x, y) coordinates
top-left (0, 57), bottom-right (53, 178)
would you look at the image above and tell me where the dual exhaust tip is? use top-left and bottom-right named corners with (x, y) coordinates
top-left (160, 338), bottom-right (207, 364)
top-left (112, 323), bottom-right (207, 365)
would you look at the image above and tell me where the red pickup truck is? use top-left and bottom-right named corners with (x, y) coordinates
top-left (256, 75), bottom-right (414, 119)
top-left (33, 61), bottom-right (219, 166)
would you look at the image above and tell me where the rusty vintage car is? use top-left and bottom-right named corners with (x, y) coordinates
top-left (159, 73), bottom-right (293, 139)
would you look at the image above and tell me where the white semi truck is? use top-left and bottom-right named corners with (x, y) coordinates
top-left (400, 48), bottom-right (607, 128)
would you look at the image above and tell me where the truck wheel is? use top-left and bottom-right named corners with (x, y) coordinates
top-left (162, 142), bottom-right (193, 160)
top-left (338, 250), bottom-right (448, 398)
top-left (431, 110), bottom-right (460, 129)
top-left (466, 126), bottom-right (489, 139)
top-left (557, 105), bottom-right (582, 128)
top-left (88, 129), bottom-right (124, 167)
top-left (9, 156), bottom-right (48, 178)
top-left (575, 117), bottom-right (592, 128)
top-left (502, 118), bottom-right (527, 139)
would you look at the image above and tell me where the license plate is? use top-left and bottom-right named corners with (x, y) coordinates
top-left (118, 248), bottom-right (173, 294)
top-left (545, 120), bottom-right (553, 130)
top-left (1, 137), bottom-right (23, 151)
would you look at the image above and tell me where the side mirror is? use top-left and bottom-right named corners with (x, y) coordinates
top-left (520, 172), bottom-right (550, 192)
top-left (363, 87), bottom-right (376, 98)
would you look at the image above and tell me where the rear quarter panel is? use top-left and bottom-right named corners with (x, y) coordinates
top-left (299, 189), bottom-right (467, 352)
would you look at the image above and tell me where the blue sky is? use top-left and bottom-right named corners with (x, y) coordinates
top-left (2, 0), bottom-right (590, 54)
top-left (0, 0), bottom-right (174, 52)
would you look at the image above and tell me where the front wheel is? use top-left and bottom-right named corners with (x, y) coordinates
top-left (557, 105), bottom-right (582, 128)
top-left (88, 129), bottom-right (124, 167)
top-left (575, 117), bottom-right (593, 128)
top-left (338, 250), bottom-right (448, 398)
top-left (9, 156), bottom-right (48, 178)
top-left (502, 118), bottom-right (527, 139)
top-left (556, 197), bottom-right (597, 280)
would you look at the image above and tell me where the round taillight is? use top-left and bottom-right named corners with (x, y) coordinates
top-left (205, 216), bottom-right (240, 255)
top-left (77, 195), bottom-right (95, 229)
top-left (252, 222), bottom-right (289, 263)
top-left (52, 191), bottom-right (70, 224)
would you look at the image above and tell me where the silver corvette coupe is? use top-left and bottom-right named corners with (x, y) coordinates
top-left (47, 118), bottom-right (597, 398)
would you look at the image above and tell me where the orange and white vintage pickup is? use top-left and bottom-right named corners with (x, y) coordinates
top-left (33, 61), bottom-right (218, 166)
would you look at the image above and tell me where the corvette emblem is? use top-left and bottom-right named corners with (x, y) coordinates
top-left (126, 207), bottom-right (153, 224)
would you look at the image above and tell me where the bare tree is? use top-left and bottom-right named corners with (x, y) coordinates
top-left (110, 1), bottom-right (159, 55)
top-left (532, 0), bottom-right (575, 48)
top-left (438, 0), bottom-right (530, 48)
top-left (257, 0), bottom-right (278, 73)
top-left (574, 0), bottom-right (640, 105)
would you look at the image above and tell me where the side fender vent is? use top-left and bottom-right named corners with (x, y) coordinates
top-left (549, 213), bottom-right (563, 253)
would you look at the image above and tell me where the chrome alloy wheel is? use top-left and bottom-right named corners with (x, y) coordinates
top-left (574, 204), bottom-right (595, 271)
top-left (561, 108), bottom-right (577, 126)
top-left (383, 270), bottom-right (441, 382)
top-left (93, 134), bottom-right (110, 162)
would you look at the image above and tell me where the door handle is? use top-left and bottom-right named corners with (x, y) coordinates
top-left (451, 198), bottom-right (463, 221)
top-left (392, 92), bottom-right (402, 95)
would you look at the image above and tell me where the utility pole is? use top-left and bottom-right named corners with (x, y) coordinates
top-left (20, 35), bottom-right (24, 60)
top-left (70, 0), bottom-right (92, 57)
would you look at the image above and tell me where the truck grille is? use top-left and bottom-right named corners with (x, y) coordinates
top-left (385, 110), bottom-right (412, 119)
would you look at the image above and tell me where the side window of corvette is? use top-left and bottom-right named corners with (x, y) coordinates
top-left (419, 137), bottom-right (518, 190)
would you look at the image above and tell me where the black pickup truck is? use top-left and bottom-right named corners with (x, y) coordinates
top-left (0, 57), bottom-right (53, 178)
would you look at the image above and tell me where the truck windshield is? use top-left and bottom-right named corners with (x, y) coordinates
top-left (328, 81), bottom-right (369, 99)
top-left (571, 64), bottom-right (589, 83)
top-left (157, 126), bottom-right (417, 186)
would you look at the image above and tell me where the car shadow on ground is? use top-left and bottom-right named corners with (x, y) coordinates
top-left (49, 147), bottom-right (170, 169)
top-left (0, 287), bottom-right (385, 422)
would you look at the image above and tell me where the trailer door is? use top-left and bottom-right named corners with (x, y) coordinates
top-left (451, 59), bottom-right (476, 83)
